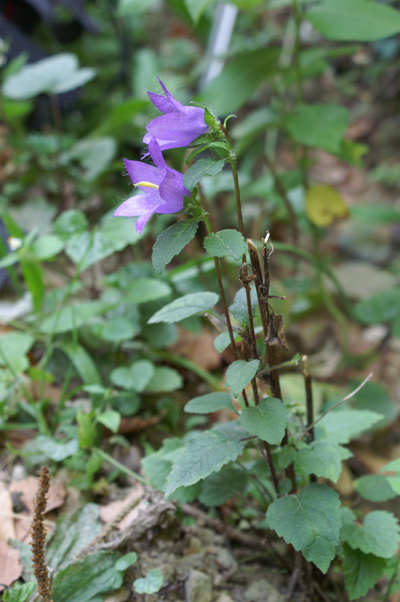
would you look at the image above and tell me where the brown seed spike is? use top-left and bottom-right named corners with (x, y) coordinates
top-left (30, 466), bottom-right (53, 602)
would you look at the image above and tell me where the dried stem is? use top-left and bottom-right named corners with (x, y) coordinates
top-left (302, 356), bottom-right (314, 443)
top-left (30, 467), bottom-right (53, 602)
top-left (297, 373), bottom-right (373, 442)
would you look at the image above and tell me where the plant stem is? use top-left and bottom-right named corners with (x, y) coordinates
top-left (302, 356), bottom-right (314, 442)
top-left (93, 447), bottom-right (149, 485)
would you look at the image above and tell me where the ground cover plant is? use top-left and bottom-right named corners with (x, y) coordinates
top-left (0, 0), bottom-right (400, 601)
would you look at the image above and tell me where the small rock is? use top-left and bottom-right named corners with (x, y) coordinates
top-left (216, 548), bottom-right (237, 571)
top-left (244, 579), bottom-right (285, 602)
top-left (186, 569), bottom-right (213, 602)
top-left (185, 537), bottom-right (203, 555)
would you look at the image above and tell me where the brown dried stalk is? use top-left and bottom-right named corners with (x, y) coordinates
top-left (30, 466), bottom-right (53, 602)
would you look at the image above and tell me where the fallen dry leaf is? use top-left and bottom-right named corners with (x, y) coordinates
top-left (9, 477), bottom-right (66, 514)
top-left (99, 484), bottom-right (145, 529)
top-left (171, 329), bottom-right (221, 371)
top-left (0, 540), bottom-right (22, 591)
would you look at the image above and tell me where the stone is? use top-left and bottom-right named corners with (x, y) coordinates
top-left (216, 548), bottom-right (237, 571)
top-left (215, 594), bottom-right (235, 602)
top-left (185, 569), bottom-right (213, 602)
top-left (244, 579), bottom-right (285, 602)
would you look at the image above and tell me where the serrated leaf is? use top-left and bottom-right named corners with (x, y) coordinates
top-left (199, 467), bottom-right (248, 506)
top-left (226, 359), bottom-right (259, 398)
top-left (354, 475), bottom-right (398, 502)
top-left (165, 430), bottom-right (245, 497)
top-left (238, 398), bottom-right (287, 445)
top-left (126, 278), bottom-right (171, 304)
top-left (134, 568), bottom-right (163, 595)
top-left (152, 219), bottom-right (198, 274)
top-left (183, 158), bottom-right (225, 190)
top-left (229, 286), bottom-right (258, 323)
top-left (266, 484), bottom-right (341, 573)
top-left (184, 392), bottom-right (235, 414)
top-left (110, 360), bottom-right (155, 392)
top-left (148, 292), bottom-right (219, 324)
top-left (204, 229), bottom-right (247, 261)
top-left (286, 104), bottom-right (349, 154)
top-left (315, 409), bottom-right (383, 444)
top-left (214, 331), bottom-right (242, 352)
top-left (295, 441), bottom-right (343, 482)
top-left (51, 550), bottom-right (123, 602)
top-left (341, 511), bottom-right (400, 558)
top-left (306, 0), bottom-right (400, 42)
top-left (342, 544), bottom-right (386, 601)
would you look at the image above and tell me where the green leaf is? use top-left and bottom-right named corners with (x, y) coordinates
top-left (266, 484), bottom-right (341, 573)
top-left (126, 278), bottom-right (171, 304)
top-left (134, 568), bottom-right (164, 595)
top-left (47, 504), bottom-right (102, 572)
top-left (199, 466), bottom-right (248, 506)
top-left (202, 48), bottom-right (279, 114)
top-left (110, 360), bottom-right (155, 392)
top-left (115, 552), bottom-right (138, 571)
top-left (2, 582), bottom-right (37, 602)
top-left (342, 544), bottom-right (386, 601)
top-left (144, 366), bottom-right (183, 393)
top-left (226, 359), bottom-right (260, 398)
top-left (40, 300), bottom-right (109, 334)
top-left (183, 158), bottom-right (225, 190)
top-left (152, 219), bottom-right (199, 274)
top-left (286, 104), bottom-right (349, 154)
top-left (229, 286), bottom-right (258, 323)
top-left (316, 409), bottom-right (383, 444)
top-left (341, 511), bottom-right (400, 558)
top-left (214, 331), bottom-right (242, 352)
top-left (97, 410), bottom-right (121, 433)
top-left (306, 0), bottom-right (400, 42)
top-left (98, 317), bottom-right (136, 343)
top-left (184, 0), bottom-right (215, 22)
top-left (239, 398), bottom-right (287, 445)
top-left (20, 260), bottom-right (44, 312)
top-left (354, 475), bottom-right (399, 502)
top-left (32, 235), bottom-right (64, 260)
top-left (61, 137), bottom-right (116, 181)
top-left (148, 292), bottom-right (219, 324)
top-left (184, 392), bottom-right (235, 414)
top-left (295, 441), bottom-right (343, 482)
top-left (54, 209), bottom-right (89, 236)
top-left (0, 332), bottom-right (34, 373)
top-left (355, 289), bottom-right (400, 324)
top-left (51, 551), bottom-right (123, 602)
top-left (59, 341), bottom-right (102, 386)
top-left (35, 436), bottom-right (79, 462)
top-left (3, 53), bottom-right (95, 99)
top-left (204, 229), bottom-right (247, 261)
top-left (165, 430), bottom-right (245, 497)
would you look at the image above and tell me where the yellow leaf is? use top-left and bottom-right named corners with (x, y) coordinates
top-left (306, 184), bottom-right (349, 227)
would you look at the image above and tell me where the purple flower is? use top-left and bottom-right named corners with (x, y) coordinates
top-left (143, 77), bottom-right (208, 151)
top-left (114, 138), bottom-right (189, 234)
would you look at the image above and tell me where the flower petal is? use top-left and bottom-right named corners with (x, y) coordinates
top-left (123, 158), bottom-right (163, 187)
top-left (159, 169), bottom-right (188, 211)
top-left (113, 191), bottom-right (164, 218)
top-left (147, 91), bottom-right (177, 114)
top-left (156, 77), bottom-right (185, 112)
top-left (148, 137), bottom-right (168, 170)
top-left (146, 110), bottom-right (207, 149)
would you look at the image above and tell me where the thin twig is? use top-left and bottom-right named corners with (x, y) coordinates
top-left (296, 373), bottom-right (373, 442)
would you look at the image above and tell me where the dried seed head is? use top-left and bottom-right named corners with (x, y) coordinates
top-left (30, 466), bottom-right (53, 602)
